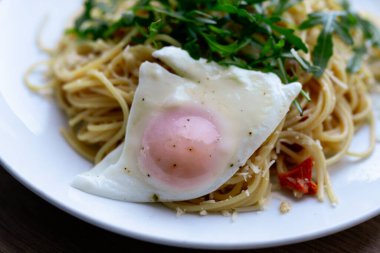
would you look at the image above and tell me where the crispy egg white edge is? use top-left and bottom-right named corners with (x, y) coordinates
top-left (72, 46), bottom-right (301, 202)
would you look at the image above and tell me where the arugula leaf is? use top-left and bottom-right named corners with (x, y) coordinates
top-left (270, 24), bottom-right (308, 52)
top-left (347, 46), bottom-right (367, 73)
top-left (333, 21), bottom-right (353, 45)
top-left (300, 5), bottom-right (380, 76)
top-left (340, 0), bottom-right (380, 73)
top-left (346, 17), bottom-right (380, 73)
top-left (212, 3), bottom-right (257, 23)
top-left (357, 17), bottom-right (380, 47)
top-left (313, 22), bottom-right (334, 77)
top-left (289, 48), bottom-right (320, 75)
top-left (272, 0), bottom-right (302, 16)
top-left (202, 33), bottom-right (251, 57)
top-left (74, 0), bottom-right (95, 38)
top-left (148, 19), bottom-right (164, 47)
top-left (103, 12), bottom-right (136, 38)
top-left (300, 11), bottom-right (354, 77)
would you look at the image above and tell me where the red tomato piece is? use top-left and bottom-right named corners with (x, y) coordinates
top-left (278, 157), bottom-right (317, 195)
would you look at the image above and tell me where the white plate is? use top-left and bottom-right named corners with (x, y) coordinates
top-left (0, 0), bottom-right (380, 250)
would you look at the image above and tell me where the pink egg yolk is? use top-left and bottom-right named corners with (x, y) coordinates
top-left (139, 107), bottom-right (223, 190)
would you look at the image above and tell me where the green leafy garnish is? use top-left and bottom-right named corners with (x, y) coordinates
top-left (300, 1), bottom-right (380, 76)
top-left (67, 0), bottom-right (380, 114)
top-left (272, 0), bottom-right (302, 16)
top-left (299, 11), bottom-right (354, 77)
top-left (68, 0), bottom-right (308, 78)
top-left (347, 46), bottom-right (367, 73)
top-left (342, 1), bottom-right (380, 73)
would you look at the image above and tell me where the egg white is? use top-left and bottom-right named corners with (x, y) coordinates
top-left (72, 46), bottom-right (301, 202)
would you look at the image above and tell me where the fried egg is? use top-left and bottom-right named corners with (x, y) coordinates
top-left (72, 46), bottom-right (301, 202)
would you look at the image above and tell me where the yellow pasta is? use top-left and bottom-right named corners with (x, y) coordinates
top-left (27, 0), bottom-right (377, 213)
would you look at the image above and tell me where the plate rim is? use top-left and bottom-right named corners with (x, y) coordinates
top-left (1, 155), bottom-right (379, 250)
top-left (1, 0), bottom-right (380, 249)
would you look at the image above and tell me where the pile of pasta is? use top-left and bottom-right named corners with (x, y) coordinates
top-left (27, 0), bottom-right (377, 213)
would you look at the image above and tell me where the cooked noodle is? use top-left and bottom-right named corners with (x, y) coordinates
top-left (26, 0), bottom-right (377, 213)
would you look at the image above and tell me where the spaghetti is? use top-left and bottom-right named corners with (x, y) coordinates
top-left (26, 0), bottom-right (378, 213)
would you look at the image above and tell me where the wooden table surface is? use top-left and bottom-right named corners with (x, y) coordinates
top-left (1, 167), bottom-right (379, 253)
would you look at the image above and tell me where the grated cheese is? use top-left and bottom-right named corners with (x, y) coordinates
top-left (231, 211), bottom-right (238, 222)
top-left (221, 210), bottom-right (231, 217)
top-left (201, 199), bottom-right (216, 204)
top-left (247, 159), bottom-right (261, 174)
top-left (237, 172), bottom-right (250, 181)
top-left (279, 201), bottom-right (291, 214)
top-left (176, 207), bottom-right (185, 217)
top-left (315, 139), bottom-right (323, 150)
